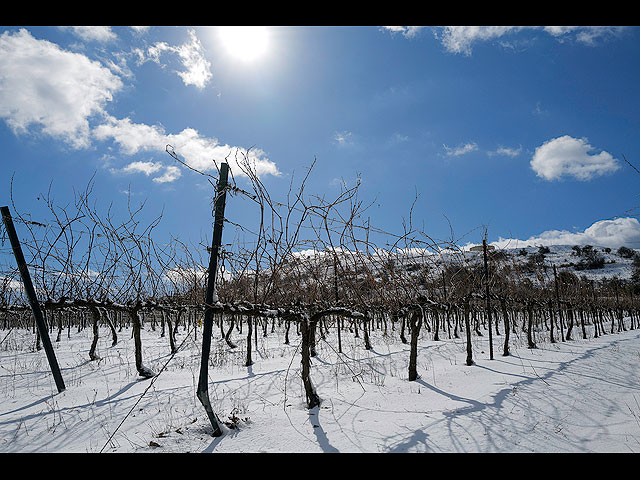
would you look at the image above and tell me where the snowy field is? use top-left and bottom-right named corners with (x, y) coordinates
top-left (1, 316), bottom-right (639, 454)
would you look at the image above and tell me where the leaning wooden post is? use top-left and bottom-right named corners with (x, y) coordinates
top-left (482, 238), bottom-right (494, 360)
top-left (196, 162), bottom-right (229, 437)
top-left (1, 206), bottom-right (66, 393)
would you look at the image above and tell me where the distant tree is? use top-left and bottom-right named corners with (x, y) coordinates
top-left (575, 247), bottom-right (605, 271)
top-left (490, 250), bottom-right (509, 262)
top-left (524, 253), bottom-right (545, 273)
top-left (630, 255), bottom-right (640, 293)
top-left (617, 246), bottom-right (635, 259)
top-left (557, 270), bottom-right (579, 284)
top-left (538, 245), bottom-right (550, 255)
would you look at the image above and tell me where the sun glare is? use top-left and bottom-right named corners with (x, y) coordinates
top-left (219, 26), bottom-right (269, 62)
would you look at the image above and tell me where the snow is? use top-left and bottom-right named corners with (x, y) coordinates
top-left (2, 315), bottom-right (640, 453)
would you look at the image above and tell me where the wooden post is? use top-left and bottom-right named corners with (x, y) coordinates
top-left (334, 256), bottom-right (341, 353)
top-left (526, 302), bottom-right (537, 349)
top-left (442, 270), bottom-right (453, 339)
top-left (548, 300), bottom-right (556, 343)
top-left (464, 296), bottom-right (474, 366)
top-left (196, 163), bottom-right (229, 437)
top-left (408, 309), bottom-right (422, 381)
top-left (1, 206), bottom-right (65, 393)
top-left (553, 265), bottom-right (565, 342)
top-left (500, 297), bottom-right (510, 356)
top-left (300, 314), bottom-right (321, 409)
top-left (482, 238), bottom-right (494, 360)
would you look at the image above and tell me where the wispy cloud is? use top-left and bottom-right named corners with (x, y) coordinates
top-left (391, 132), bottom-right (409, 143)
top-left (443, 142), bottom-right (478, 157)
top-left (61, 26), bottom-right (118, 43)
top-left (533, 101), bottom-right (548, 116)
top-left (543, 26), bottom-right (625, 46)
top-left (489, 145), bottom-right (522, 157)
top-left (130, 26), bottom-right (150, 35)
top-left (133, 29), bottom-right (212, 89)
top-left (440, 26), bottom-right (526, 56)
top-left (384, 26), bottom-right (627, 56)
top-left (382, 26), bottom-right (425, 39)
top-left (333, 130), bottom-right (354, 147)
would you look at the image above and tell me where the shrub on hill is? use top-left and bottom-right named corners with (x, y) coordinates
top-left (575, 248), bottom-right (605, 270)
top-left (617, 246), bottom-right (635, 259)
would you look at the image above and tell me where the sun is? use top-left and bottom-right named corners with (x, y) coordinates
top-left (219, 26), bottom-right (269, 62)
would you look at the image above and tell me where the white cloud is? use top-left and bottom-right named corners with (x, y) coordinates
top-left (175, 30), bottom-right (212, 89)
top-left (94, 116), bottom-right (279, 179)
top-left (93, 116), bottom-right (164, 154)
top-left (444, 142), bottom-right (478, 156)
top-left (0, 28), bottom-right (123, 149)
top-left (135, 29), bottom-right (212, 89)
top-left (114, 160), bottom-right (182, 184)
top-left (62, 26), bottom-right (117, 43)
top-left (530, 135), bottom-right (620, 181)
top-left (153, 165), bottom-right (182, 183)
top-left (492, 217), bottom-right (640, 250)
top-left (121, 161), bottom-right (164, 176)
top-left (1, 276), bottom-right (23, 294)
top-left (382, 26), bottom-right (424, 39)
top-left (164, 265), bottom-right (207, 286)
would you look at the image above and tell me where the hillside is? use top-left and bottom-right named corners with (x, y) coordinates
top-left (286, 244), bottom-right (639, 293)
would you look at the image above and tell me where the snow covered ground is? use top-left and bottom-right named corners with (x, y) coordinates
top-left (1, 315), bottom-right (639, 453)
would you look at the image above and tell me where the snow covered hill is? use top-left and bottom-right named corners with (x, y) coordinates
top-left (288, 243), bottom-right (639, 290)
top-left (461, 243), bottom-right (637, 282)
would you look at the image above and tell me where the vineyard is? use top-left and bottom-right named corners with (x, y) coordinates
top-left (2, 153), bottom-right (640, 452)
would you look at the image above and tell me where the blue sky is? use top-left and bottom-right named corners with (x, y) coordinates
top-left (2, 25), bottom-right (640, 254)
